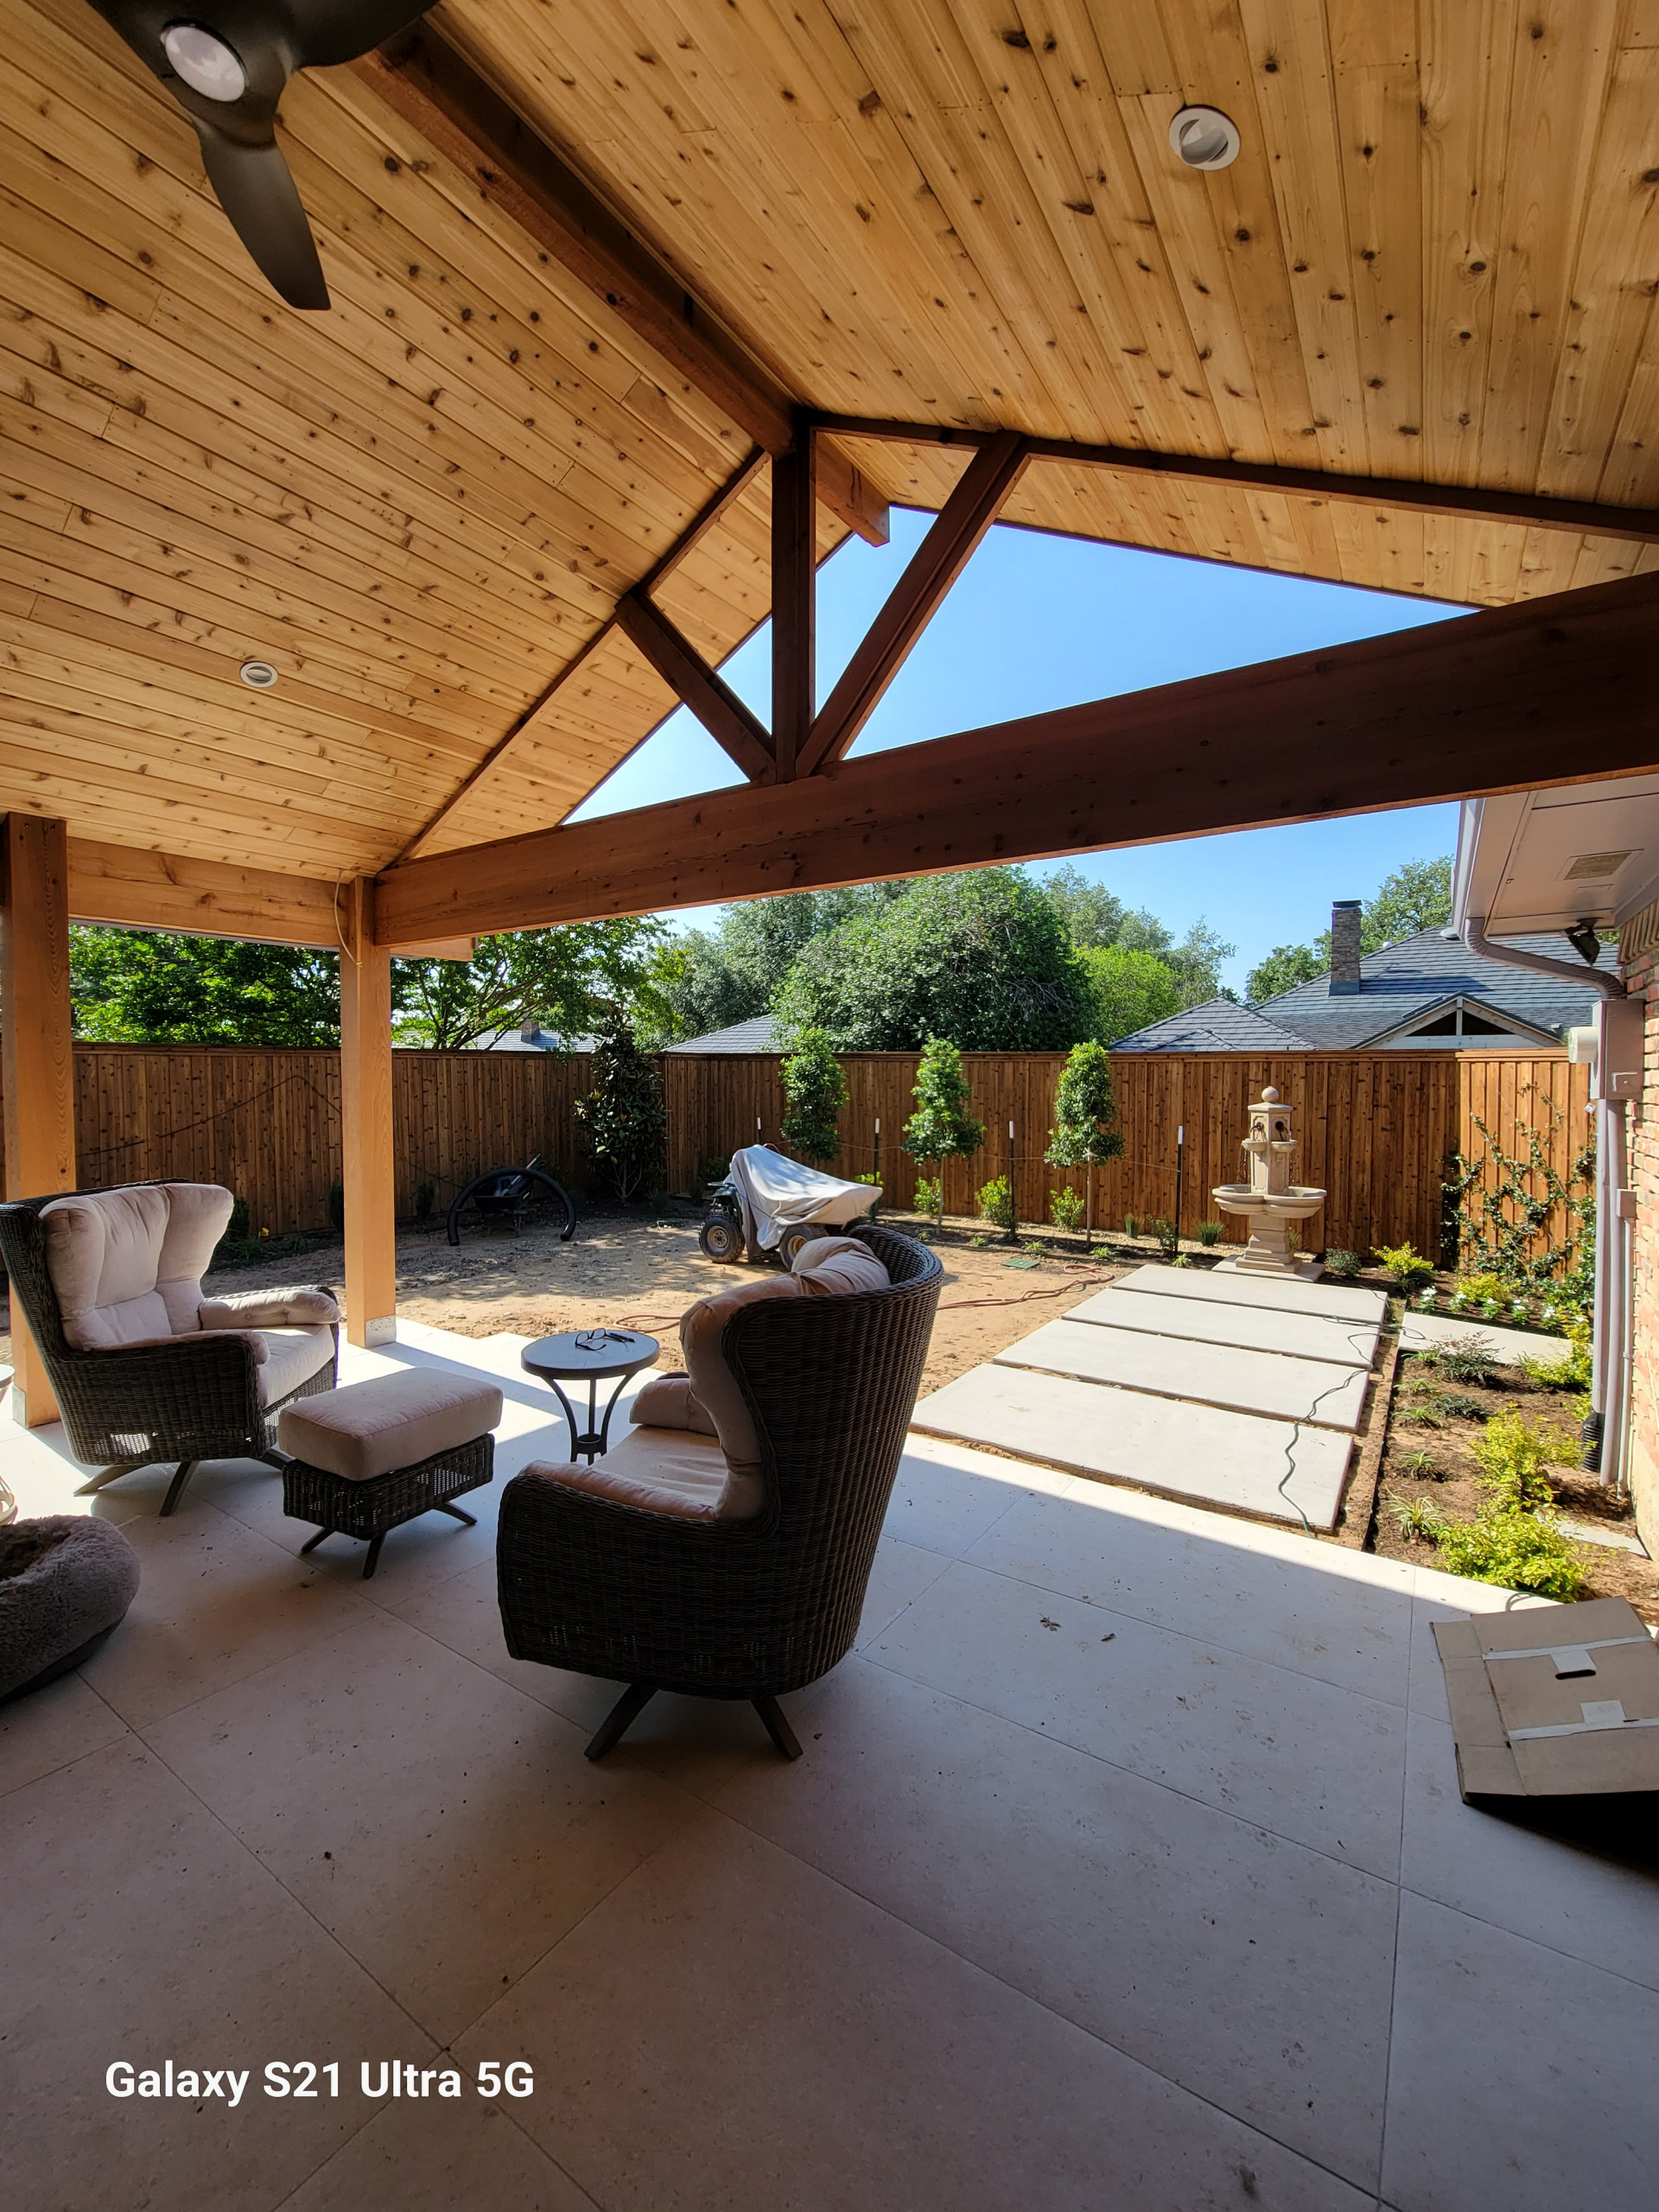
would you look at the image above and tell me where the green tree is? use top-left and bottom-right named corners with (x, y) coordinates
top-left (775, 868), bottom-right (1093, 1050)
top-left (392, 919), bottom-right (670, 1052)
top-left (1244, 856), bottom-right (1453, 1004)
top-left (902, 1037), bottom-right (985, 1226)
top-left (1038, 868), bottom-right (1235, 1007)
top-left (1039, 864), bottom-right (1134, 948)
top-left (656, 885), bottom-right (907, 1039)
top-left (71, 926), bottom-right (340, 1046)
top-left (575, 1007), bottom-right (666, 1204)
top-left (1045, 1042), bottom-right (1124, 1243)
top-left (780, 1028), bottom-right (848, 1160)
top-left (1080, 944), bottom-right (1182, 1042)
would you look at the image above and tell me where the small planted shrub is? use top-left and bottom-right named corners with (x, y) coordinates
top-left (1324, 1248), bottom-right (1360, 1279)
top-left (1195, 1219), bottom-right (1222, 1249)
top-left (1400, 1449), bottom-right (1444, 1481)
top-left (1432, 1332), bottom-right (1499, 1387)
top-left (576, 1007), bottom-right (667, 1204)
top-left (1122, 1212), bottom-right (1139, 1238)
top-left (912, 1176), bottom-right (943, 1219)
top-left (413, 1179), bottom-right (436, 1223)
top-left (1146, 1214), bottom-right (1179, 1257)
top-left (904, 1039), bottom-right (984, 1229)
top-left (1049, 1185), bottom-right (1086, 1236)
top-left (780, 1027), bottom-right (848, 1161)
top-left (1412, 1384), bottom-right (1488, 1423)
top-left (1374, 1240), bottom-right (1434, 1292)
top-left (1393, 1497), bottom-right (1444, 1542)
top-left (976, 1176), bottom-right (1016, 1232)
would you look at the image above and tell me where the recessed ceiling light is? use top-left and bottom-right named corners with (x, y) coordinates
top-left (239, 659), bottom-right (279, 689)
top-left (161, 22), bottom-right (248, 104)
top-left (1169, 105), bottom-right (1241, 170)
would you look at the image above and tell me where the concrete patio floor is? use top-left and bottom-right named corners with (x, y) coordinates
top-left (3, 1321), bottom-right (1656, 2212)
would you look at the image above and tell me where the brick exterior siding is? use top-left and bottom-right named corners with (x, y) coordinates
top-left (1622, 902), bottom-right (1659, 1550)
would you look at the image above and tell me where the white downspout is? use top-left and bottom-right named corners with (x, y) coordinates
top-left (1461, 918), bottom-right (1627, 1488)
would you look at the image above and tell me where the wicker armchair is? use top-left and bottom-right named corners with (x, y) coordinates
top-left (497, 1223), bottom-right (943, 1759)
top-left (0, 1185), bottom-right (340, 1516)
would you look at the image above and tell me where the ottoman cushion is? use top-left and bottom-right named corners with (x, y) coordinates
top-left (0, 1516), bottom-right (141, 1701)
top-left (278, 1371), bottom-right (503, 1483)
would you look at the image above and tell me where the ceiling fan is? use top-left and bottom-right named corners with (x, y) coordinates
top-left (85, 2), bottom-right (433, 309)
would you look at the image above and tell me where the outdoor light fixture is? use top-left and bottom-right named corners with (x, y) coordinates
top-left (159, 21), bottom-right (247, 101)
top-left (1169, 105), bottom-right (1241, 170)
top-left (239, 659), bottom-right (279, 689)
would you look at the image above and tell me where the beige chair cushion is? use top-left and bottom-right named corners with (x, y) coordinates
top-left (41, 1183), bottom-right (232, 1350)
top-left (256, 1327), bottom-right (339, 1408)
top-left (679, 1273), bottom-right (802, 1503)
top-left (277, 1370), bottom-right (502, 1478)
top-left (628, 1374), bottom-right (716, 1435)
top-left (523, 1424), bottom-right (756, 1522)
top-left (792, 1234), bottom-right (891, 1297)
top-left (199, 1287), bottom-right (340, 1330)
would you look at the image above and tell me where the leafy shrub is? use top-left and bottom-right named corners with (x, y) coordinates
top-left (912, 1177), bottom-right (943, 1218)
top-left (1431, 1332), bottom-right (1500, 1386)
top-left (1522, 1309), bottom-right (1591, 1389)
top-left (976, 1176), bottom-right (1016, 1231)
top-left (1171, 1252), bottom-right (1193, 1268)
top-left (1122, 1212), bottom-right (1139, 1238)
top-left (576, 1008), bottom-right (666, 1204)
top-left (1400, 1449), bottom-right (1444, 1480)
top-left (780, 1027), bottom-right (847, 1160)
top-left (903, 1039), bottom-right (983, 1224)
top-left (973, 1176), bottom-right (1013, 1230)
top-left (1375, 1239), bottom-right (1433, 1291)
top-left (1049, 1185), bottom-right (1086, 1236)
top-left (1411, 1384), bottom-right (1487, 1423)
top-left (413, 1179), bottom-right (435, 1223)
top-left (1393, 1497), bottom-right (1444, 1542)
top-left (1471, 1408), bottom-right (1572, 1511)
top-left (1324, 1248), bottom-right (1360, 1279)
top-left (698, 1154), bottom-right (731, 1190)
top-left (1430, 1510), bottom-right (1589, 1602)
top-left (1045, 1041), bottom-right (1123, 1238)
top-left (1195, 1219), bottom-right (1222, 1248)
top-left (1145, 1215), bottom-right (1179, 1257)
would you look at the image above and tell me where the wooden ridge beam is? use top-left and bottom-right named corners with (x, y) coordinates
top-left (613, 593), bottom-right (775, 784)
top-left (809, 415), bottom-right (1659, 546)
top-left (373, 570), bottom-right (1659, 944)
top-left (800, 431), bottom-right (1030, 777)
top-left (354, 29), bottom-right (889, 545)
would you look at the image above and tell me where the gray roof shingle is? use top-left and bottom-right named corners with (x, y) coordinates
top-left (1111, 998), bottom-right (1309, 1053)
top-left (664, 1015), bottom-right (785, 1055)
top-left (1251, 929), bottom-right (1616, 1049)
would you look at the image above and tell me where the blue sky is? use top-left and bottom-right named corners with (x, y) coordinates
top-left (569, 512), bottom-right (1468, 993)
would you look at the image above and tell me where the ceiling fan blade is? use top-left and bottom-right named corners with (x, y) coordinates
top-left (194, 120), bottom-right (329, 310)
top-left (287, 0), bottom-right (434, 72)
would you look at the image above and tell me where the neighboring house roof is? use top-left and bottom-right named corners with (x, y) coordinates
top-left (1252, 929), bottom-right (1617, 1050)
top-left (474, 1024), bottom-right (598, 1053)
top-left (664, 1016), bottom-right (785, 1055)
top-left (1112, 998), bottom-right (1309, 1053)
top-left (1112, 929), bottom-right (1617, 1052)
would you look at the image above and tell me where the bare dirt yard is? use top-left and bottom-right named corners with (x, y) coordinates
top-left (197, 1201), bottom-right (1128, 1398)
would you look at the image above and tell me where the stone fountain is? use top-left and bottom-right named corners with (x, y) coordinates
top-left (1211, 1085), bottom-right (1326, 1280)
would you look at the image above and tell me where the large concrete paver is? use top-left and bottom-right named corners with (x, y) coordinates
top-left (1397, 1312), bottom-right (1568, 1367)
top-left (996, 1317), bottom-right (1370, 1430)
top-left (1067, 1285), bottom-right (1380, 1370)
top-left (911, 1363), bottom-right (1352, 1530)
top-left (1115, 1262), bottom-right (1388, 1325)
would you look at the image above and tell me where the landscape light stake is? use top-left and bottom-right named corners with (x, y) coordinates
top-left (1174, 1123), bottom-right (1185, 1250)
top-left (873, 1116), bottom-right (880, 1184)
top-left (1007, 1119), bottom-right (1017, 1245)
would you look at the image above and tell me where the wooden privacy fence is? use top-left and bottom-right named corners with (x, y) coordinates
top-left (0, 1044), bottom-right (1592, 1262)
top-left (3, 1046), bottom-right (594, 1235)
top-left (666, 1050), bottom-right (1595, 1262)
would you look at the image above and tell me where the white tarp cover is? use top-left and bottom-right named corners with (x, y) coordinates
top-left (727, 1146), bottom-right (880, 1253)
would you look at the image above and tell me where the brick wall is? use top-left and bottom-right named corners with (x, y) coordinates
top-left (1621, 900), bottom-right (1659, 1549)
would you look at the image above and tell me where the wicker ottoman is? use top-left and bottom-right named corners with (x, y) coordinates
top-left (278, 1371), bottom-right (504, 1580)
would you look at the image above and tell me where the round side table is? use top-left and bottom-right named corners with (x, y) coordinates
top-left (521, 1330), bottom-right (660, 1463)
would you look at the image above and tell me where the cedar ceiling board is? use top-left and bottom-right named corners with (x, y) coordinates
top-left (0, 0), bottom-right (763, 873)
top-left (446, 0), bottom-right (1659, 524)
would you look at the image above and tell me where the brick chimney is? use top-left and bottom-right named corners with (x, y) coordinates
top-left (1329, 900), bottom-right (1363, 995)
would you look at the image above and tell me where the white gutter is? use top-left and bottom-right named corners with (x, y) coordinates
top-left (1460, 916), bottom-right (1628, 1491)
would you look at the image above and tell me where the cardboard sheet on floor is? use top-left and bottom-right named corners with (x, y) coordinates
top-left (910, 1363), bottom-right (1352, 1530)
top-left (1433, 1597), bottom-right (1659, 1801)
top-left (995, 1318), bottom-right (1370, 1431)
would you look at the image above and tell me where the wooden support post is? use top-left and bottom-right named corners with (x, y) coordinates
top-left (338, 879), bottom-right (396, 1349)
top-left (1, 815), bottom-right (74, 1427)
top-left (771, 427), bottom-right (817, 782)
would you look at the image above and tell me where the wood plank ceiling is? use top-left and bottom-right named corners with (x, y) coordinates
top-left (3, 0), bottom-right (1659, 886)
